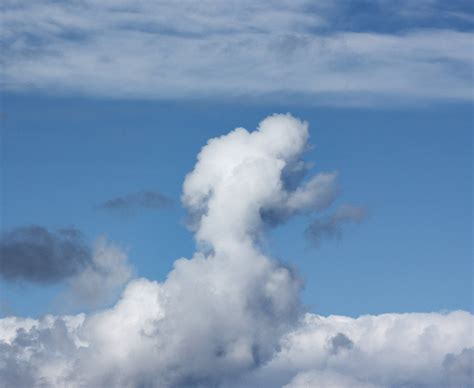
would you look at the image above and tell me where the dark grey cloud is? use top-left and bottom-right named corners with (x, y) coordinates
top-left (0, 226), bottom-right (91, 283)
top-left (329, 332), bottom-right (354, 355)
top-left (99, 190), bottom-right (172, 212)
top-left (305, 205), bottom-right (366, 247)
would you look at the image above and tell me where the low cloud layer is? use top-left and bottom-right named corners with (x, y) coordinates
top-left (99, 191), bottom-right (172, 212)
top-left (1, 308), bottom-right (471, 387)
top-left (2, 1), bottom-right (473, 104)
top-left (0, 115), bottom-right (472, 387)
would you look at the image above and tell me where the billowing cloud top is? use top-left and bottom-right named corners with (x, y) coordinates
top-left (0, 115), bottom-right (472, 387)
top-left (183, 114), bottom-right (337, 252)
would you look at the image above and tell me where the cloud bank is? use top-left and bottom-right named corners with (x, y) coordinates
top-left (2, 1), bottom-right (473, 104)
top-left (0, 114), bottom-right (472, 387)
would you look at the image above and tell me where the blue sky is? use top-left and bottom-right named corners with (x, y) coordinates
top-left (1, 2), bottom-right (473, 387)
top-left (0, 0), bottom-right (472, 319)
top-left (1, 94), bottom-right (472, 317)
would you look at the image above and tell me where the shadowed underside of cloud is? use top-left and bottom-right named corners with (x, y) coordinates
top-left (98, 190), bottom-right (172, 212)
top-left (1, 0), bottom-right (473, 105)
top-left (0, 114), bottom-right (472, 387)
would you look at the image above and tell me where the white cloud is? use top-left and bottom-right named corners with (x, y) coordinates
top-left (283, 370), bottom-right (380, 388)
top-left (0, 114), bottom-right (472, 387)
top-left (1, 308), bottom-right (472, 387)
top-left (64, 237), bottom-right (133, 309)
top-left (2, 1), bottom-right (473, 104)
top-left (244, 311), bottom-right (474, 388)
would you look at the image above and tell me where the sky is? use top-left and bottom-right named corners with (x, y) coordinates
top-left (0, 1), bottom-right (473, 387)
top-left (1, 96), bottom-right (472, 318)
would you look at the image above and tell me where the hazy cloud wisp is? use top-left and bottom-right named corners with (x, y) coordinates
top-left (305, 205), bottom-right (367, 246)
top-left (98, 190), bottom-right (172, 212)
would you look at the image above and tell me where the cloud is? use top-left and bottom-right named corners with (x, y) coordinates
top-left (0, 114), bottom-right (472, 387)
top-left (0, 225), bottom-right (132, 308)
top-left (305, 205), bottom-right (367, 246)
top-left (443, 347), bottom-right (474, 387)
top-left (329, 332), bottom-right (354, 355)
top-left (98, 190), bottom-right (172, 212)
top-left (63, 238), bottom-right (133, 309)
top-left (243, 311), bottom-right (474, 388)
top-left (0, 309), bottom-right (472, 387)
top-left (1, 1), bottom-right (473, 104)
top-left (0, 226), bottom-right (90, 283)
top-left (283, 370), bottom-right (379, 388)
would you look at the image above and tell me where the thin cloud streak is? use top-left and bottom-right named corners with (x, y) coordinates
top-left (98, 190), bottom-right (172, 212)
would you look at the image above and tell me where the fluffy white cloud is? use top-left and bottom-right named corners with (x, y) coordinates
top-left (1, 308), bottom-right (472, 387)
top-left (2, 1), bottom-right (473, 104)
top-left (0, 114), bottom-right (472, 387)
top-left (243, 311), bottom-right (474, 388)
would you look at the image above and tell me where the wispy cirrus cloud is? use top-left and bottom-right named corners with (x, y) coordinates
top-left (1, 0), bottom-right (473, 105)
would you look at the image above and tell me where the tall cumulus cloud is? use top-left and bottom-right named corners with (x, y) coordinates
top-left (0, 114), bottom-right (472, 387)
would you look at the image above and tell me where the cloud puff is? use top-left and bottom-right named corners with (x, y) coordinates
top-left (329, 332), bottom-right (354, 355)
top-left (305, 205), bottom-right (367, 246)
top-left (0, 226), bottom-right (90, 283)
top-left (1, 1), bottom-right (473, 104)
top-left (63, 238), bottom-right (134, 309)
top-left (98, 190), bottom-right (172, 212)
top-left (0, 114), bottom-right (472, 387)
top-left (0, 226), bottom-right (132, 308)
